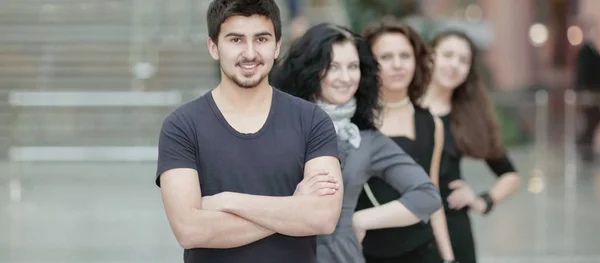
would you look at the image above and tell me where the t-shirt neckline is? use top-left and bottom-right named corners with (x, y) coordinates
top-left (206, 87), bottom-right (278, 139)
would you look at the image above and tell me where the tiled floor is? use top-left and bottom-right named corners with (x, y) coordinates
top-left (464, 145), bottom-right (600, 263)
top-left (0, 144), bottom-right (599, 263)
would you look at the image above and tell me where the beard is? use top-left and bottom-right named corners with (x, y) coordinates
top-left (221, 60), bottom-right (269, 89)
top-left (226, 72), bottom-right (267, 89)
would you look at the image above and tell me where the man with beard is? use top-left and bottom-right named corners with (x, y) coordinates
top-left (155, 1), bottom-right (344, 263)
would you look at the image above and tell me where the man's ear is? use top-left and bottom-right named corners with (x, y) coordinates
top-left (274, 39), bottom-right (282, 59)
top-left (207, 37), bottom-right (219, 60)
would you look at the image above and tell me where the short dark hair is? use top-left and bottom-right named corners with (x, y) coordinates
top-left (206, 0), bottom-right (282, 44)
top-left (272, 23), bottom-right (381, 131)
top-left (362, 16), bottom-right (432, 104)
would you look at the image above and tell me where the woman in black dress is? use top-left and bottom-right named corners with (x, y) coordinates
top-left (420, 30), bottom-right (522, 263)
top-left (355, 17), bottom-right (456, 263)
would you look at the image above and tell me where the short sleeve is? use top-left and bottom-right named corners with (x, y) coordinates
top-left (305, 106), bottom-right (339, 162)
top-left (485, 154), bottom-right (516, 177)
top-left (155, 113), bottom-right (198, 187)
top-left (368, 132), bottom-right (441, 223)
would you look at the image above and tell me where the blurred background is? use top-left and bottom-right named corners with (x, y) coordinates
top-left (0, 0), bottom-right (599, 262)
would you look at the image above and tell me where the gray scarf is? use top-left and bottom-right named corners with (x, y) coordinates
top-left (316, 97), bottom-right (361, 148)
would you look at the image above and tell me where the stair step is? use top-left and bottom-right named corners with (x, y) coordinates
top-left (10, 107), bottom-right (175, 146)
top-left (0, 44), bottom-right (213, 63)
top-left (0, 25), bottom-right (133, 44)
top-left (0, 64), bottom-right (212, 76)
top-left (0, 54), bottom-right (213, 65)
top-left (0, 43), bottom-right (207, 52)
top-left (0, 77), bottom-right (216, 91)
top-left (0, 15), bottom-right (131, 25)
top-left (8, 146), bottom-right (159, 162)
top-left (10, 131), bottom-right (161, 147)
top-left (8, 90), bottom-right (182, 107)
top-left (0, 3), bottom-right (130, 14)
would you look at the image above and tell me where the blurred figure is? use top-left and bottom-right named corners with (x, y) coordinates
top-left (575, 21), bottom-right (600, 162)
top-left (272, 23), bottom-right (441, 263)
top-left (287, 0), bottom-right (310, 41)
top-left (288, 0), bottom-right (303, 18)
top-left (290, 15), bottom-right (310, 41)
top-left (355, 17), bottom-right (456, 263)
top-left (421, 30), bottom-right (522, 263)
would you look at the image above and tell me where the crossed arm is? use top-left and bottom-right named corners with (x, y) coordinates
top-left (160, 168), bottom-right (274, 249)
top-left (159, 156), bottom-right (343, 249)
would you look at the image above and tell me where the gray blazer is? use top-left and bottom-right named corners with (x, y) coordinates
top-left (316, 129), bottom-right (441, 263)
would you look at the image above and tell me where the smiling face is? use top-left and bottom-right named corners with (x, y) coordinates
top-left (207, 15), bottom-right (281, 89)
top-left (431, 35), bottom-right (472, 91)
top-left (318, 41), bottom-right (361, 105)
top-left (371, 33), bottom-right (416, 94)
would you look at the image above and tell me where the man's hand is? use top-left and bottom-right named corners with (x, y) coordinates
top-left (201, 170), bottom-right (340, 212)
top-left (294, 169), bottom-right (340, 196)
top-left (201, 192), bottom-right (234, 212)
top-left (201, 170), bottom-right (339, 212)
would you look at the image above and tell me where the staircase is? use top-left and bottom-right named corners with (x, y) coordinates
top-left (0, 0), bottom-right (220, 161)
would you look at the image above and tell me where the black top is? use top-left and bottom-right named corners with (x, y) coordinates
top-left (156, 88), bottom-right (339, 263)
top-left (575, 42), bottom-right (600, 91)
top-left (438, 114), bottom-right (516, 216)
top-left (355, 106), bottom-right (438, 257)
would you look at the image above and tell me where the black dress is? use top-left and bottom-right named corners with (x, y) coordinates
top-left (575, 42), bottom-right (600, 160)
top-left (432, 114), bottom-right (516, 263)
top-left (356, 110), bottom-right (517, 263)
top-left (355, 106), bottom-right (440, 263)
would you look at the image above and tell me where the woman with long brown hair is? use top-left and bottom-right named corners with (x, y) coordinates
top-left (355, 17), bottom-right (456, 263)
top-left (421, 30), bottom-right (522, 263)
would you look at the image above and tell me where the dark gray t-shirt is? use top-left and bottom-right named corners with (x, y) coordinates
top-left (156, 87), bottom-right (339, 263)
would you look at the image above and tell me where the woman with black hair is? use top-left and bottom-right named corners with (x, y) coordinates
top-left (271, 23), bottom-right (442, 263)
top-left (421, 30), bottom-right (522, 263)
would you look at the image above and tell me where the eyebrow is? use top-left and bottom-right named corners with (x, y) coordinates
top-left (224, 31), bottom-right (273, 38)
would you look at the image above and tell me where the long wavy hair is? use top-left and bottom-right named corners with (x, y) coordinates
top-left (272, 23), bottom-right (381, 130)
top-left (361, 16), bottom-right (432, 105)
top-left (430, 30), bottom-right (504, 159)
